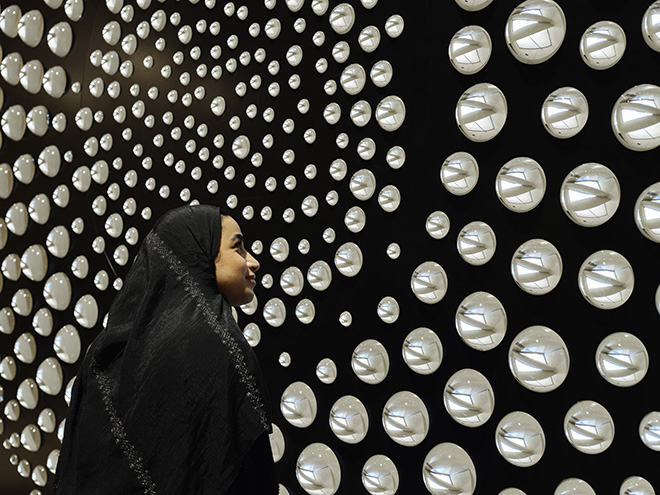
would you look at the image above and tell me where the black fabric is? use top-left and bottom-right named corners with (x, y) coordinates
top-left (54, 205), bottom-right (277, 495)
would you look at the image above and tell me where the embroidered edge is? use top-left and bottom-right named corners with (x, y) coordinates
top-left (146, 232), bottom-right (270, 431)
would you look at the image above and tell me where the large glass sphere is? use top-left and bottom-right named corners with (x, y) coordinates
top-left (402, 327), bottom-right (443, 375)
top-left (612, 84), bottom-right (660, 151)
top-left (411, 261), bottom-right (448, 304)
top-left (456, 83), bottom-right (507, 142)
top-left (426, 211), bottom-right (451, 239)
top-left (495, 411), bottom-right (545, 466)
top-left (639, 411), bottom-right (660, 451)
top-left (444, 368), bottom-right (494, 427)
top-left (560, 163), bottom-right (620, 227)
top-left (634, 182), bottom-right (660, 242)
top-left (296, 443), bottom-right (341, 495)
top-left (505, 0), bottom-right (566, 64)
top-left (362, 454), bottom-right (399, 495)
top-left (423, 443), bottom-right (476, 495)
top-left (329, 395), bottom-right (369, 444)
top-left (495, 157), bottom-right (546, 212)
top-left (541, 87), bottom-right (589, 138)
top-left (564, 400), bottom-right (615, 454)
top-left (382, 391), bottom-right (429, 447)
top-left (281, 381), bottom-right (317, 428)
top-left (448, 25), bottom-right (492, 75)
top-left (577, 250), bottom-right (634, 309)
top-left (457, 221), bottom-right (496, 266)
top-left (500, 490), bottom-right (526, 495)
top-left (595, 332), bottom-right (648, 387)
top-left (620, 476), bottom-right (655, 495)
top-left (334, 242), bottom-right (363, 277)
top-left (509, 325), bottom-right (569, 392)
top-left (441, 151), bottom-right (479, 196)
top-left (555, 478), bottom-right (596, 495)
top-left (352, 339), bottom-right (389, 384)
top-left (642, 2), bottom-right (660, 52)
top-left (511, 239), bottom-right (562, 295)
top-left (580, 21), bottom-right (626, 70)
top-left (455, 291), bottom-right (507, 351)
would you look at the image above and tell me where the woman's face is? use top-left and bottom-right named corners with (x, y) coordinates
top-left (214, 216), bottom-right (260, 306)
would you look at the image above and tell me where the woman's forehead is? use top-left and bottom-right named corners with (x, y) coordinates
top-left (221, 215), bottom-right (243, 238)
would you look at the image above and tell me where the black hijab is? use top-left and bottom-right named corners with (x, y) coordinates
top-left (54, 205), bottom-right (272, 494)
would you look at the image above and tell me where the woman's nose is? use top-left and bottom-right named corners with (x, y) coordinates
top-left (247, 252), bottom-right (260, 272)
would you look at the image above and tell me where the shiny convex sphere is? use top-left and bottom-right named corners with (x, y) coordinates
top-left (643, 2), bottom-right (660, 52)
top-left (595, 332), bottom-right (648, 387)
top-left (619, 476), bottom-right (655, 495)
top-left (564, 400), bottom-right (614, 454)
top-left (612, 84), bottom-right (660, 151)
top-left (560, 163), bottom-right (620, 227)
top-left (448, 25), bottom-right (492, 75)
top-left (495, 411), bottom-right (545, 466)
top-left (423, 442), bottom-right (476, 495)
top-left (455, 0), bottom-right (493, 11)
top-left (352, 339), bottom-right (389, 384)
top-left (511, 239), bottom-right (562, 295)
top-left (402, 327), bottom-right (443, 375)
top-left (509, 325), bottom-right (569, 392)
top-left (639, 411), bottom-right (660, 451)
top-left (410, 261), bottom-right (448, 304)
top-left (362, 454), bottom-right (399, 495)
top-left (456, 291), bottom-right (507, 351)
top-left (382, 391), bottom-right (429, 447)
top-left (634, 182), bottom-right (660, 242)
top-left (280, 381), bottom-right (317, 428)
top-left (457, 221), bottom-right (496, 265)
top-left (495, 157), bottom-right (546, 212)
top-left (441, 151), bottom-right (479, 196)
top-left (334, 242), bottom-right (363, 277)
top-left (316, 358), bottom-right (337, 384)
top-left (580, 21), bottom-right (626, 70)
top-left (555, 478), bottom-right (596, 495)
top-left (426, 211), bottom-right (450, 239)
top-left (444, 369), bottom-right (494, 427)
top-left (505, 0), bottom-right (566, 64)
top-left (542, 87), bottom-right (589, 138)
top-left (456, 83), bottom-right (507, 142)
top-left (329, 395), bottom-right (369, 444)
top-left (296, 443), bottom-right (341, 495)
top-left (578, 250), bottom-right (634, 309)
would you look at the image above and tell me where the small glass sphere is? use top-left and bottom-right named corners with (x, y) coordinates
top-left (457, 221), bottom-right (496, 265)
top-left (595, 332), bottom-right (648, 387)
top-left (555, 478), bottom-right (596, 495)
top-left (560, 163), bottom-right (620, 227)
top-left (307, 260), bottom-right (332, 291)
top-left (441, 151), bottom-right (478, 196)
top-left (411, 261), bottom-right (448, 304)
top-left (334, 242), bottom-right (363, 277)
top-left (295, 443), bottom-right (341, 495)
top-left (402, 327), bottom-right (443, 375)
top-left (455, 0), bottom-right (493, 11)
top-left (350, 169), bottom-right (376, 200)
top-left (263, 298), bottom-right (286, 327)
top-left (280, 381), bottom-right (317, 428)
top-left (449, 25), bottom-right (492, 75)
top-left (495, 411), bottom-right (545, 466)
top-left (496, 157), bottom-right (546, 212)
top-left (542, 87), bottom-right (589, 138)
top-left (456, 83), bottom-right (507, 142)
top-left (619, 476), bottom-right (655, 495)
top-left (423, 443), bottom-right (476, 495)
top-left (382, 391), bottom-right (429, 446)
top-left (426, 211), bottom-right (450, 239)
top-left (634, 182), bottom-right (660, 242)
top-left (639, 411), bottom-right (660, 451)
top-left (316, 358), bottom-right (337, 384)
top-left (564, 400), bottom-right (614, 454)
top-left (612, 84), bottom-right (660, 151)
top-left (578, 250), bottom-right (633, 309)
top-left (352, 339), bottom-right (389, 384)
top-left (511, 239), bottom-right (562, 295)
top-left (362, 454), bottom-right (399, 495)
top-left (509, 325), bottom-right (569, 392)
top-left (329, 395), bottom-right (369, 444)
top-left (444, 369), bottom-right (494, 427)
top-left (456, 291), bottom-right (507, 351)
top-left (505, 0), bottom-right (566, 64)
top-left (580, 21), bottom-right (626, 70)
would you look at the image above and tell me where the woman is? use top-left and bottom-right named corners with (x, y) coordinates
top-left (54, 205), bottom-right (278, 494)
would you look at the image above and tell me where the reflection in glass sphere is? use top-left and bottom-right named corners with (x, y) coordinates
top-left (457, 221), bottom-right (496, 265)
top-left (296, 299), bottom-right (315, 324)
top-left (352, 339), bottom-right (389, 384)
top-left (456, 83), bottom-right (507, 142)
top-left (449, 25), bottom-right (492, 75)
top-left (281, 381), bottom-right (317, 428)
top-left (362, 454), bottom-right (399, 495)
top-left (639, 411), bottom-right (660, 451)
top-left (263, 298), bottom-right (287, 327)
top-left (620, 476), bottom-right (655, 495)
top-left (296, 443), bottom-right (341, 495)
top-left (43, 272), bottom-right (72, 310)
top-left (511, 239), bottom-right (562, 295)
top-left (334, 242), bottom-right (363, 277)
top-left (329, 395), bottom-right (369, 444)
top-left (375, 96), bottom-right (406, 132)
top-left (643, 2), bottom-right (660, 52)
top-left (634, 182), bottom-right (660, 242)
top-left (377, 296), bottom-right (399, 323)
top-left (564, 400), bottom-right (614, 454)
top-left (612, 84), bottom-right (660, 151)
top-left (456, 291), bottom-right (507, 351)
top-left (280, 267), bottom-right (304, 297)
top-left (441, 151), bottom-right (479, 196)
top-left (423, 442), bottom-right (476, 495)
top-left (542, 87), bottom-right (589, 139)
top-left (496, 157), bottom-right (546, 212)
top-left (402, 327), bottom-right (443, 375)
top-left (350, 169), bottom-right (376, 200)
top-left (382, 391), bottom-right (429, 446)
top-left (578, 250), bottom-right (634, 309)
top-left (506, 0), bottom-right (566, 64)
top-left (580, 21), bottom-right (626, 70)
top-left (316, 358), bottom-right (337, 384)
top-left (509, 325), bottom-right (569, 392)
top-left (444, 369), bottom-right (494, 427)
top-left (555, 478), bottom-right (596, 495)
top-left (307, 260), bottom-right (332, 291)
top-left (560, 163), bottom-right (620, 227)
top-left (596, 332), bottom-right (648, 387)
top-left (455, 0), bottom-right (493, 11)
top-left (411, 261), bottom-right (448, 304)
top-left (495, 411), bottom-right (545, 466)
top-left (426, 211), bottom-right (450, 239)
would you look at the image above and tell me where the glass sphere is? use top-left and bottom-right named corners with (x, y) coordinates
top-left (352, 339), bottom-right (389, 384)
top-left (511, 239), bottom-right (562, 295)
top-left (580, 21), bottom-right (626, 70)
top-left (441, 152), bottom-right (479, 196)
top-left (263, 298), bottom-right (287, 327)
top-left (564, 400), bottom-right (614, 454)
top-left (411, 261), bottom-right (448, 304)
top-left (596, 332), bottom-right (648, 387)
top-left (316, 358), bottom-right (337, 385)
top-left (634, 182), bottom-right (660, 242)
top-left (362, 454), bottom-right (399, 495)
top-left (456, 291), bottom-right (507, 351)
top-left (560, 163), bottom-right (620, 227)
top-left (495, 411), bottom-right (545, 466)
top-left (505, 0), bottom-right (566, 64)
top-left (509, 325), bottom-right (569, 392)
top-left (448, 25), bottom-right (492, 75)
top-left (620, 476), bottom-right (655, 495)
top-left (377, 296), bottom-right (400, 323)
top-left (643, 2), bottom-right (660, 52)
top-left (612, 84), bottom-right (660, 151)
top-left (329, 395), bottom-right (369, 444)
top-left (382, 391), bottom-right (429, 446)
top-left (423, 443), bottom-right (476, 495)
top-left (426, 211), bottom-right (450, 239)
top-left (499, 490), bottom-right (526, 495)
top-left (444, 369), bottom-right (494, 427)
top-left (334, 242), bottom-right (363, 277)
top-left (296, 443), bottom-right (341, 495)
top-left (402, 327), bottom-right (443, 375)
top-left (280, 381), bottom-right (317, 428)
top-left (457, 221), bottom-right (496, 265)
top-left (454, 0), bottom-right (493, 11)
top-left (456, 83), bottom-right (507, 142)
top-left (639, 411), bottom-right (660, 451)
top-left (555, 478), bottom-right (596, 495)
top-left (542, 87), bottom-right (588, 138)
top-left (578, 250), bottom-right (634, 309)
top-left (496, 157), bottom-right (546, 212)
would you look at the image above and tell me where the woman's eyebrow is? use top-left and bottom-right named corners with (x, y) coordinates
top-left (230, 233), bottom-right (244, 243)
